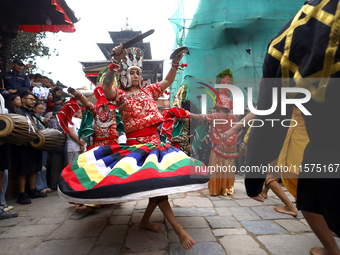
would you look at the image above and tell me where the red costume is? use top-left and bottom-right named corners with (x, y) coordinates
top-left (89, 86), bottom-right (118, 148)
top-left (111, 83), bottom-right (163, 145)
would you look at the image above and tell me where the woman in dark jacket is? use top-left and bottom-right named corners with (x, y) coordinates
top-left (51, 87), bottom-right (64, 113)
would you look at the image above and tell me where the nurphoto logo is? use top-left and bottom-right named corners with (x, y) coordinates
top-left (199, 82), bottom-right (312, 128)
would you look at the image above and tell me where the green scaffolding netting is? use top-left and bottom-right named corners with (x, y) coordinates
top-left (169, 0), bottom-right (304, 110)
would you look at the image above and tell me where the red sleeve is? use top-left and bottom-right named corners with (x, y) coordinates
top-left (204, 113), bottom-right (220, 123)
top-left (146, 83), bottom-right (163, 100)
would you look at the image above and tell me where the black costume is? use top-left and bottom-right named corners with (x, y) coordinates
top-left (15, 106), bottom-right (42, 175)
top-left (245, 0), bottom-right (340, 236)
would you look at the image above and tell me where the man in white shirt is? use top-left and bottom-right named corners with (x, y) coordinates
top-left (66, 108), bottom-right (85, 165)
top-left (32, 75), bottom-right (50, 112)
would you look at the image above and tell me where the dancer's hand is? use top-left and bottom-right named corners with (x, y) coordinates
top-left (112, 44), bottom-right (127, 63)
top-left (221, 129), bottom-right (233, 143)
top-left (67, 87), bottom-right (76, 95)
top-left (172, 49), bottom-right (188, 64)
top-left (68, 87), bottom-right (82, 97)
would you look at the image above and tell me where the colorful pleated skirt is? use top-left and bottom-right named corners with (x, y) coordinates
top-left (58, 143), bottom-right (209, 204)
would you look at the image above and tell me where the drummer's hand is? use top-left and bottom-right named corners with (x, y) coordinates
top-left (43, 118), bottom-right (51, 125)
top-left (172, 49), bottom-right (188, 64)
top-left (112, 44), bottom-right (127, 63)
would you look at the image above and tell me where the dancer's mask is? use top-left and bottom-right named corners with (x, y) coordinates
top-left (119, 47), bottom-right (143, 89)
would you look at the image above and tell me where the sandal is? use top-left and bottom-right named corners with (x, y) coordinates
top-left (40, 188), bottom-right (54, 194)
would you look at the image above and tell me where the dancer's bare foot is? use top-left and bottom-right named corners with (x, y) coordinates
top-left (260, 191), bottom-right (267, 199)
top-left (139, 221), bottom-right (161, 233)
top-left (74, 205), bottom-right (95, 214)
top-left (309, 246), bottom-right (328, 255)
top-left (260, 187), bottom-right (268, 199)
top-left (274, 206), bottom-right (298, 216)
top-left (252, 194), bottom-right (265, 202)
top-left (178, 229), bottom-right (195, 249)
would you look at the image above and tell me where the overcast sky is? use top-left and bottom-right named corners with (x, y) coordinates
top-left (35, 0), bottom-right (198, 89)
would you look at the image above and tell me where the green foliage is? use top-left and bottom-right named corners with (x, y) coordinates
top-left (96, 66), bottom-right (108, 84)
top-left (96, 66), bottom-right (120, 87)
top-left (216, 68), bottom-right (233, 95)
top-left (181, 82), bottom-right (188, 103)
top-left (11, 31), bottom-right (55, 62)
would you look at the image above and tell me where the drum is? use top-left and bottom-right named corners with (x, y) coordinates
top-left (0, 114), bottom-right (38, 145)
top-left (30, 128), bottom-right (67, 151)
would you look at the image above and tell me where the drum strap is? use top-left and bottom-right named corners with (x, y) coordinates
top-left (33, 114), bottom-right (46, 130)
top-left (26, 116), bottom-right (36, 134)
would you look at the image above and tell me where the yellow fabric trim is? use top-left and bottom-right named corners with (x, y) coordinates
top-left (277, 108), bottom-right (309, 175)
top-left (111, 150), bottom-right (187, 176)
top-left (281, 10), bottom-right (302, 81)
top-left (243, 121), bottom-right (254, 144)
top-left (268, 47), bottom-right (283, 62)
top-left (318, 0), bottom-right (340, 102)
top-left (281, 171), bottom-right (298, 201)
top-left (77, 153), bottom-right (88, 168)
top-left (76, 153), bottom-right (104, 183)
top-left (303, 5), bottom-right (334, 27)
top-left (273, 1), bottom-right (329, 76)
top-left (144, 153), bottom-right (187, 171)
top-left (114, 161), bottom-right (136, 175)
top-left (307, 61), bottom-right (340, 78)
top-left (267, 0), bottom-right (340, 102)
top-left (83, 164), bottom-right (104, 183)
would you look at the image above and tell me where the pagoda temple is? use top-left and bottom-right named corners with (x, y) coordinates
top-left (80, 19), bottom-right (163, 86)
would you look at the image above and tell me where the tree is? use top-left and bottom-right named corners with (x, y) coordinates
top-left (10, 31), bottom-right (57, 63)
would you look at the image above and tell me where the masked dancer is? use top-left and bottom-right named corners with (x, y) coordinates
top-left (58, 45), bottom-right (209, 250)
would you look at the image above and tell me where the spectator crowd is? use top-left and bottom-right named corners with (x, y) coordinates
top-left (0, 58), bottom-right (84, 220)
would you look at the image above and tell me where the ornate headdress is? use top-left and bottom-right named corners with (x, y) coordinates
top-left (119, 47), bottom-right (143, 89)
top-left (215, 68), bottom-right (233, 111)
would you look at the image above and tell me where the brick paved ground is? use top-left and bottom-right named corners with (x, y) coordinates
top-left (0, 175), bottom-right (339, 255)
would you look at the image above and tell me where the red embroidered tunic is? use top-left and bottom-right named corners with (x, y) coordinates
top-left (88, 103), bottom-right (118, 147)
top-left (111, 83), bottom-right (164, 144)
top-left (204, 112), bottom-right (238, 157)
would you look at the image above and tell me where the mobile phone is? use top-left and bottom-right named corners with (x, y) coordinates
top-left (35, 83), bottom-right (42, 87)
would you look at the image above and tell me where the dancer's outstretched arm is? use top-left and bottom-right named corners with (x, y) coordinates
top-left (159, 49), bottom-right (187, 91)
top-left (102, 44), bottom-right (127, 99)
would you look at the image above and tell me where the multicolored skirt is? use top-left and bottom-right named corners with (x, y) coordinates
top-left (58, 143), bottom-right (209, 204)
